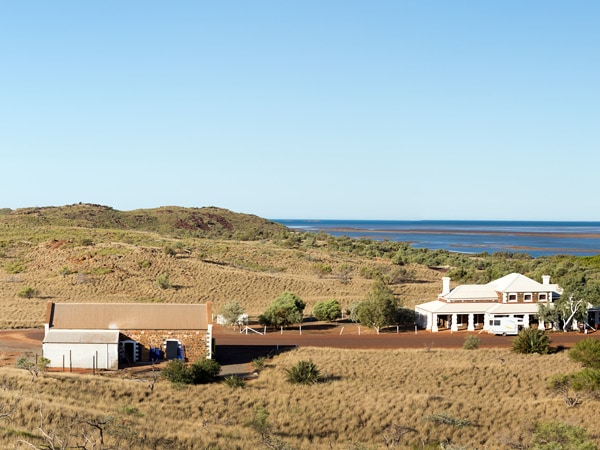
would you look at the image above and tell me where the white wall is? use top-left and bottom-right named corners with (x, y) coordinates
top-left (43, 343), bottom-right (119, 370)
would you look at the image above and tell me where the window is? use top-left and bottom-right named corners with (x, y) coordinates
top-left (508, 293), bottom-right (517, 302)
top-left (539, 293), bottom-right (547, 302)
top-left (524, 293), bottom-right (532, 302)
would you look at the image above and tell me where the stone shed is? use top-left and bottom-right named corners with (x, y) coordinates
top-left (42, 301), bottom-right (213, 370)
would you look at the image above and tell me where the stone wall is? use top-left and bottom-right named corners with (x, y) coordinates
top-left (122, 329), bottom-right (209, 362)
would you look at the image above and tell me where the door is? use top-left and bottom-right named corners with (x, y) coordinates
top-left (165, 340), bottom-right (179, 360)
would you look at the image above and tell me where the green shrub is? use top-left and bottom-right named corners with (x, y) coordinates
top-left (162, 358), bottom-right (221, 385)
top-left (189, 358), bottom-right (221, 384)
top-left (531, 421), bottom-right (596, 450)
top-left (569, 338), bottom-right (600, 369)
top-left (259, 292), bottom-right (305, 328)
top-left (512, 328), bottom-right (551, 354)
top-left (138, 260), bottom-right (152, 269)
top-left (58, 266), bottom-right (74, 276)
top-left (570, 368), bottom-right (600, 393)
top-left (312, 299), bottom-right (341, 322)
top-left (286, 359), bottom-right (320, 385)
top-left (223, 375), bottom-right (246, 389)
top-left (5, 261), bottom-right (26, 274)
top-left (161, 360), bottom-right (192, 384)
top-left (156, 273), bottom-right (172, 289)
top-left (252, 356), bottom-right (267, 371)
top-left (17, 286), bottom-right (38, 299)
top-left (463, 335), bottom-right (481, 350)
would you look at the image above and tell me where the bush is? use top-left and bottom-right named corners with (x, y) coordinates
top-left (312, 299), bottom-right (341, 322)
top-left (156, 273), bottom-right (172, 290)
top-left (162, 358), bottom-right (221, 385)
top-left (569, 338), bottom-right (600, 369)
top-left (570, 368), bottom-right (600, 393)
top-left (17, 286), bottom-right (38, 299)
top-left (286, 359), bottom-right (320, 385)
top-left (252, 356), bottom-right (267, 371)
top-left (189, 358), bottom-right (221, 384)
top-left (512, 328), bottom-right (551, 354)
top-left (259, 292), bottom-right (305, 328)
top-left (463, 335), bottom-right (481, 350)
top-left (161, 360), bottom-right (192, 384)
top-left (531, 421), bottom-right (596, 450)
top-left (5, 261), bottom-right (26, 274)
top-left (223, 375), bottom-right (246, 389)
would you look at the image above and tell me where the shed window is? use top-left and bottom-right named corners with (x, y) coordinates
top-left (524, 293), bottom-right (533, 302)
top-left (539, 293), bottom-right (547, 302)
top-left (508, 293), bottom-right (517, 302)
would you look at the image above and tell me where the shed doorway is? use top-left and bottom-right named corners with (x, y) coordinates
top-left (165, 339), bottom-right (183, 360)
top-left (120, 340), bottom-right (138, 364)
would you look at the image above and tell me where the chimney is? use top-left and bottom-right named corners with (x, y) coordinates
top-left (542, 275), bottom-right (551, 285)
top-left (442, 277), bottom-right (451, 296)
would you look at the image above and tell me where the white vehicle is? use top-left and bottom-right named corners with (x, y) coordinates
top-left (488, 317), bottom-right (519, 336)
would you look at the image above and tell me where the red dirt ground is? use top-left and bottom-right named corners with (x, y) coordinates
top-left (1, 325), bottom-right (598, 369)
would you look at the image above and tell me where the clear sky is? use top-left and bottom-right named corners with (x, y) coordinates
top-left (1, 1), bottom-right (598, 220)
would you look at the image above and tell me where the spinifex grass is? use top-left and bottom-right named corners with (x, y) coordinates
top-left (0, 347), bottom-right (598, 449)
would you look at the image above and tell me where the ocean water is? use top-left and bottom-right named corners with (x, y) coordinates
top-left (273, 220), bottom-right (600, 257)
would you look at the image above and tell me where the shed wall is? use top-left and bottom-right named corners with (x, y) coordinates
top-left (43, 343), bottom-right (119, 370)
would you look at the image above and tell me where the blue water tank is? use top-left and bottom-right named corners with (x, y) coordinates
top-left (177, 344), bottom-right (185, 360)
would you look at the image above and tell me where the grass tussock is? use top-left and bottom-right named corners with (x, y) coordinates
top-left (1, 347), bottom-right (598, 449)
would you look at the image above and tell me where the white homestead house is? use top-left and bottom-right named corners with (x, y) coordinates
top-left (415, 273), bottom-right (561, 333)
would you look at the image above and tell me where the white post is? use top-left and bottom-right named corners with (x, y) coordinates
top-left (467, 313), bottom-right (475, 331)
top-left (432, 314), bottom-right (439, 333)
top-left (280, 326), bottom-right (283, 335)
top-left (358, 325), bottom-right (361, 336)
top-left (451, 314), bottom-right (458, 332)
top-left (299, 324), bottom-right (302, 335)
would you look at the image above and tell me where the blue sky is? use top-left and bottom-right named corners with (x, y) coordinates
top-left (1, 1), bottom-right (598, 220)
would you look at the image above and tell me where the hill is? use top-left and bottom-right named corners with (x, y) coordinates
top-left (0, 204), bottom-right (442, 329)
top-left (1, 203), bottom-right (287, 240)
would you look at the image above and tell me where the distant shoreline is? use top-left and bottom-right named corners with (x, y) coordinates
top-left (328, 227), bottom-right (600, 239)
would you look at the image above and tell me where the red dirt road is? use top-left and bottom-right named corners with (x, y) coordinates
top-left (1, 326), bottom-right (599, 367)
top-left (214, 325), bottom-right (600, 350)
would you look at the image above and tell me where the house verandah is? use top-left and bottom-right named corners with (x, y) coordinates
top-left (415, 273), bottom-right (560, 333)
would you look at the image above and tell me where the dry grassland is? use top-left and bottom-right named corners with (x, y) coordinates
top-left (0, 229), bottom-right (441, 328)
top-left (0, 346), bottom-right (597, 449)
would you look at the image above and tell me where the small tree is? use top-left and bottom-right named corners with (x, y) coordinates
top-left (218, 300), bottom-right (245, 327)
top-left (258, 292), bottom-right (305, 328)
top-left (312, 299), bottom-right (341, 322)
top-left (16, 355), bottom-right (50, 381)
top-left (356, 279), bottom-right (399, 333)
top-left (512, 328), bottom-right (551, 354)
top-left (569, 338), bottom-right (600, 369)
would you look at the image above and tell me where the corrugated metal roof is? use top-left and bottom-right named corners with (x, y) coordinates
top-left (43, 329), bottom-right (120, 344)
top-left (49, 303), bottom-right (209, 330)
top-left (444, 285), bottom-right (499, 301)
top-left (487, 273), bottom-right (546, 292)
